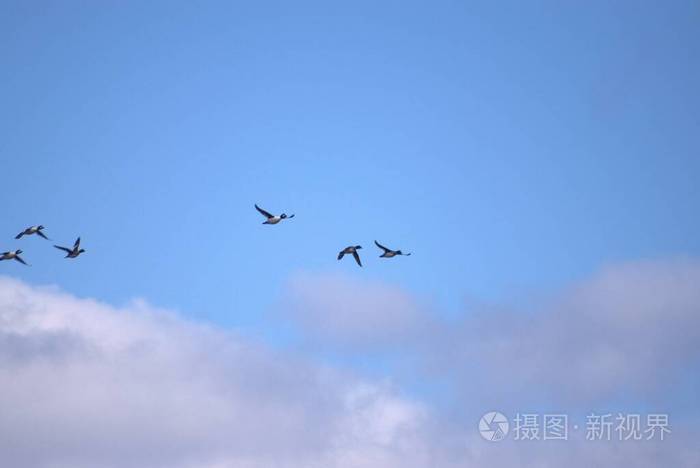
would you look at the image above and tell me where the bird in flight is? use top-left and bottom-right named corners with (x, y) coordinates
top-left (255, 204), bottom-right (295, 224)
top-left (54, 237), bottom-right (86, 258)
top-left (1, 249), bottom-right (29, 265)
top-left (16, 225), bottom-right (50, 240)
top-left (338, 245), bottom-right (363, 267)
top-left (374, 240), bottom-right (411, 258)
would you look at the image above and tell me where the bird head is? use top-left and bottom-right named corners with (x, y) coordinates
top-left (355, 245), bottom-right (363, 250)
top-left (38, 225), bottom-right (45, 229)
top-left (16, 249), bottom-right (23, 254)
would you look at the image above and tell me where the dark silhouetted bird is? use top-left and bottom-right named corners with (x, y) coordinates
top-left (16, 225), bottom-right (50, 240)
top-left (1, 249), bottom-right (28, 265)
top-left (374, 240), bottom-right (411, 258)
top-left (338, 245), bottom-right (363, 267)
top-left (255, 204), bottom-right (295, 224)
top-left (54, 237), bottom-right (86, 258)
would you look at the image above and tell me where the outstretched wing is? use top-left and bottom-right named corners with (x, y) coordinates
top-left (73, 237), bottom-right (81, 249)
top-left (337, 251), bottom-right (345, 260)
top-left (37, 230), bottom-right (50, 240)
top-left (15, 232), bottom-right (24, 239)
top-left (14, 255), bottom-right (28, 266)
top-left (352, 251), bottom-right (362, 267)
top-left (54, 245), bottom-right (71, 253)
top-left (374, 240), bottom-right (390, 252)
top-left (255, 204), bottom-right (274, 219)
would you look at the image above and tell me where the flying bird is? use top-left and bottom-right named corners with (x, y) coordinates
top-left (374, 240), bottom-right (411, 258)
top-left (54, 237), bottom-right (86, 258)
top-left (15, 225), bottom-right (50, 240)
top-left (255, 204), bottom-right (295, 224)
top-left (1, 249), bottom-right (29, 265)
top-left (338, 245), bottom-right (363, 267)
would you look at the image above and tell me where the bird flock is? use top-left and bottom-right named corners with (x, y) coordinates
top-left (2, 205), bottom-right (409, 268)
top-left (255, 204), bottom-right (411, 267)
top-left (1, 225), bottom-right (85, 266)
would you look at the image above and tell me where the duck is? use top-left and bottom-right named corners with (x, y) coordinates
top-left (338, 245), bottom-right (363, 267)
top-left (255, 204), bottom-right (295, 225)
top-left (374, 240), bottom-right (411, 258)
top-left (54, 237), bottom-right (86, 258)
top-left (15, 225), bottom-right (50, 240)
top-left (0, 249), bottom-right (28, 265)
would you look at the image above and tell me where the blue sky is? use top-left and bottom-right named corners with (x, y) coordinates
top-left (1, 2), bottom-right (699, 467)
top-left (3, 1), bottom-right (698, 325)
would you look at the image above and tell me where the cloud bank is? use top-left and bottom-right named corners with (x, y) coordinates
top-left (1, 258), bottom-right (699, 467)
top-left (0, 277), bottom-right (435, 468)
top-left (455, 259), bottom-right (700, 405)
top-left (286, 260), bottom-right (700, 407)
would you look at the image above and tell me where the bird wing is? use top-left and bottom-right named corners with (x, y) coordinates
top-left (255, 204), bottom-right (274, 219)
top-left (37, 230), bottom-right (50, 240)
top-left (54, 245), bottom-right (71, 253)
top-left (337, 251), bottom-right (345, 260)
top-left (73, 237), bottom-right (81, 249)
top-left (14, 255), bottom-right (28, 266)
top-left (15, 232), bottom-right (24, 239)
top-left (374, 240), bottom-right (390, 252)
top-left (352, 251), bottom-right (362, 267)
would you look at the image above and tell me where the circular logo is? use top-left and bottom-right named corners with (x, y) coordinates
top-left (479, 411), bottom-right (509, 442)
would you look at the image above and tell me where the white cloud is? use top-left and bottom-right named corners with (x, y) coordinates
top-left (453, 259), bottom-right (700, 405)
top-left (0, 277), bottom-right (433, 468)
top-left (282, 273), bottom-right (434, 350)
top-left (284, 260), bottom-right (700, 406)
top-left (2, 258), bottom-right (700, 468)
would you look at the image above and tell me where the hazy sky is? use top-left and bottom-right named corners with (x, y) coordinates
top-left (1, 2), bottom-right (699, 467)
